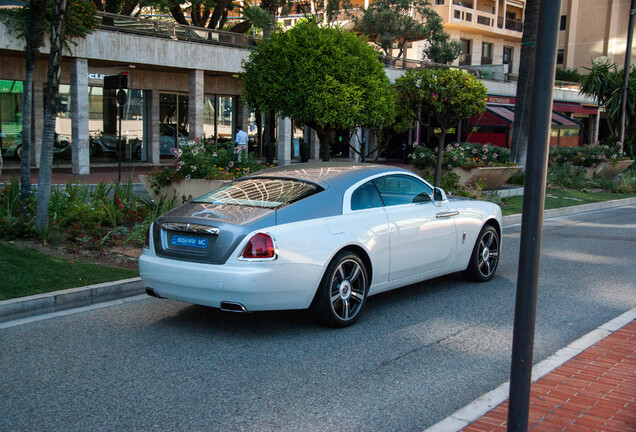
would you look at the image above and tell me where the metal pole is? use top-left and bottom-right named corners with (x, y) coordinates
top-left (118, 104), bottom-right (122, 182)
top-left (507, 1), bottom-right (562, 431)
top-left (618, 0), bottom-right (635, 154)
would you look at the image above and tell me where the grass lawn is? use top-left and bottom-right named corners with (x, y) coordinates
top-left (0, 242), bottom-right (139, 301)
top-left (500, 188), bottom-right (636, 216)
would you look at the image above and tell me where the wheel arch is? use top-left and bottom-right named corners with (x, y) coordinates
top-left (337, 244), bottom-right (373, 287)
top-left (483, 218), bottom-right (501, 241)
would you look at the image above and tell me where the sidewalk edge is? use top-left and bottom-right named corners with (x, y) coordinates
top-left (422, 308), bottom-right (636, 432)
top-left (0, 277), bottom-right (144, 323)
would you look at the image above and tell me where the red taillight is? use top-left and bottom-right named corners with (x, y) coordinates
top-left (144, 224), bottom-right (152, 248)
top-left (242, 233), bottom-right (276, 259)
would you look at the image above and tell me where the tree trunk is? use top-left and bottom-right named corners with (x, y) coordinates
top-left (35, 0), bottom-right (68, 231)
top-left (21, 0), bottom-right (48, 199)
top-left (20, 65), bottom-right (34, 199)
top-left (510, 0), bottom-right (539, 169)
top-left (434, 131), bottom-right (446, 187)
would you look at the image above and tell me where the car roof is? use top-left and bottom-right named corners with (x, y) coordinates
top-left (247, 162), bottom-right (412, 190)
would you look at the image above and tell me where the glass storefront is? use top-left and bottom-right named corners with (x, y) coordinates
top-left (203, 95), bottom-right (236, 143)
top-left (87, 87), bottom-right (145, 163)
top-left (1, 78), bottom-right (240, 166)
top-left (0, 80), bottom-right (23, 161)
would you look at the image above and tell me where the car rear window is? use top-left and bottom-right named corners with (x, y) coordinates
top-left (193, 178), bottom-right (322, 208)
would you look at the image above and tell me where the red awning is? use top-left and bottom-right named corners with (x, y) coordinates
top-left (484, 105), bottom-right (580, 128)
top-left (553, 103), bottom-right (598, 115)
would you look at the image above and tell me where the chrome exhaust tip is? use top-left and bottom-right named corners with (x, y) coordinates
top-left (146, 288), bottom-right (162, 298)
top-left (220, 301), bottom-right (248, 313)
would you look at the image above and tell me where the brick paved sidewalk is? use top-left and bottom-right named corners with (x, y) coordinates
top-left (462, 320), bottom-right (635, 432)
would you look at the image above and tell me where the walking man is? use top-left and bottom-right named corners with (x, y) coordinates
top-left (235, 126), bottom-right (248, 160)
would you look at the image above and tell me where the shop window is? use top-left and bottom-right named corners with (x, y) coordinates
top-left (481, 42), bottom-right (493, 65)
top-left (0, 80), bottom-right (23, 161)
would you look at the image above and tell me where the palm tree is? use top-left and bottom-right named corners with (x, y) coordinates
top-left (510, 0), bottom-right (539, 169)
top-left (35, 0), bottom-right (68, 230)
top-left (20, 0), bottom-right (47, 199)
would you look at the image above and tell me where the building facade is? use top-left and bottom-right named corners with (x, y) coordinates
top-left (558, 0), bottom-right (636, 71)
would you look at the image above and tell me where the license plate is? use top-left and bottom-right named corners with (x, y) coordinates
top-left (171, 235), bottom-right (208, 248)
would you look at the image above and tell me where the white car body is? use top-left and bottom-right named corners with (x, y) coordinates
top-left (139, 164), bottom-right (503, 320)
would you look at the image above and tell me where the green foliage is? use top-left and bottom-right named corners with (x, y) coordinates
top-left (147, 138), bottom-right (267, 191)
top-left (548, 163), bottom-right (590, 190)
top-left (0, 176), bottom-right (180, 250)
top-left (410, 142), bottom-right (512, 170)
top-left (352, 0), bottom-right (458, 63)
top-left (555, 67), bottom-right (583, 83)
top-left (580, 57), bottom-right (635, 157)
top-left (395, 68), bottom-right (487, 133)
top-left (549, 143), bottom-right (628, 168)
top-left (242, 19), bottom-right (396, 134)
top-left (65, 0), bottom-right (97, 38)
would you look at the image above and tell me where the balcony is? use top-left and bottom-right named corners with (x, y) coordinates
top-left (449, 3), bottom-right (523, 36)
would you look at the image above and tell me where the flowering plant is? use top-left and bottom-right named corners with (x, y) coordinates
top-left (548, 143), bottom-right (628, 168)
top-left (147, 139), bottom-right (266, 191)
top-left (409, 142), bottom-right (513, 170)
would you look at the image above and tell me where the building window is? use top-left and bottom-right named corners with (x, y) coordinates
top-left (503, 46), bottom-right (513, 68)
top-left (481, 42), bottom-right (493, 65)
top-left (557, 49), bottom-right (564, 65)
top-left (459, 38), bottom-right (471, 65)
top-left (560, 15), bottom-right (567, 31)
top-left (435, 0), bottom-right (445, 4)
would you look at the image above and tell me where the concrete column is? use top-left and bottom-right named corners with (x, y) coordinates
top-left (146, 90), bottom-right (160, 165)
top-left (236, 98), bottom-right (250, 135)
top-left (188, 69), bottom-right (204, 141)
top-left (277, 115), bottom-right (292, 165)
top-left (70, 58), bottom-right (90, 175)
top-left (367, 131), bottom-right (378, 160)
top-left (349, 129), bottom-right (362, 162)
top-left (32, 81), bottom-right (44, 167)
top-left (306, 127), bottom-right (320, 160)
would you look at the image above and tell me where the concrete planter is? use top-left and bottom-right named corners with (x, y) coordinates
top-left (408, 165), bottom-right (521, 190)
top-left (451, 166), bottom-right (522, 190)
top-left (584, 160), bottom-right (633, 179)
top-left (139, 175), bottom-right (229, 202)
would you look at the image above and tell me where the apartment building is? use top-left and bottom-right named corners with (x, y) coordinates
top-left (558, 0), bottom-right (636, 71)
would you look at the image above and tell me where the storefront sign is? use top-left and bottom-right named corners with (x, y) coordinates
top-left (87, 73), bottom-right (107, 80)
top-left (487, 96), bottom-right (515, 105)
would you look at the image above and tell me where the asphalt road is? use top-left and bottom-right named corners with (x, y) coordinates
top-left (1, 205), bottom-right (634, 432)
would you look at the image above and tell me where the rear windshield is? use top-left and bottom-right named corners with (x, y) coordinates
top-left (193, 178), bottom-right (322, 208)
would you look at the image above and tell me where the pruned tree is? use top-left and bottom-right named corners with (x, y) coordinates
top-left (395, 68), bottom-right (487, 187)
top-left (242, 19), bottom-right (396, 161)
top-left (353, 0), bottom-right (459, 64)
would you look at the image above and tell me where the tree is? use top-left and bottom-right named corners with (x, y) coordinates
top-left (242, 19), bottom-right (396, 161)
top-left (509, 0), bottom-right (539, 169)
top-left (353, 0), bottom-right (459, 64)
top-left (34, 0), bottom-right (96, 230)
top-left (581, 57), bottom-right (636, 157)
top-left (395, 68), bottom-right (487, 187)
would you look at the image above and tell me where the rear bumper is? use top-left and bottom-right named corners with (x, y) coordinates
top-left (139, 252), bottom-right (323, 311)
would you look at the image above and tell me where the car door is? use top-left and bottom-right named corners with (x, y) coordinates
top-left (373, 174), bottom-right (457, 281)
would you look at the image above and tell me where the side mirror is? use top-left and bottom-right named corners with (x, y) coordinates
top-left (433, 187), bottom-right (447, 202)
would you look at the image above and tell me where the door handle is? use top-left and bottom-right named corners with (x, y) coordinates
top-left (435, 211), bottom-right (459, 218)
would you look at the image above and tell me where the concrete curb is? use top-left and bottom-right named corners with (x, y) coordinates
top-left (503, 196), bottom-right (636, 226)
top-left (0, 277), bottom-right (144, 323)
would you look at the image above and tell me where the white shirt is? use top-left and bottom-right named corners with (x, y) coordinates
top-left (235, 129), bottom-right (249, 146)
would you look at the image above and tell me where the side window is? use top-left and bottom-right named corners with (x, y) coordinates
top-left (351, 181), bottom-right (384, 211)
top-left (373, 175), bottom-right (433, 207)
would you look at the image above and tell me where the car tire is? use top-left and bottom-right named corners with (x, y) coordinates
top-left (463, 224), bottom-right (500, 282)
top-left (311, 251), bottom-right (369, 328)
top-left (15, 145), bottom-right (22, 160)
